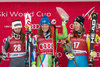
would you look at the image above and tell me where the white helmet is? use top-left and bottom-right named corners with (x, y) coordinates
top-left (12, 20), bottom-right (22, 29)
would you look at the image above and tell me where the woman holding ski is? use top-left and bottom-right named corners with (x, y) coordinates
top-left (62, 16), bottom-right (97, 67)
top-left (31, 14), bottom-right (68, 67)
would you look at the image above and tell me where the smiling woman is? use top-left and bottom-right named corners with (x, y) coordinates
top-left (73, 16), bottom-right (86, 35)
top-left (38, 15), bottom-right (51, 36)
top-left (31, 14), bottom-right (68, 67)
top-left (62, 16), bottom-right (98, 67)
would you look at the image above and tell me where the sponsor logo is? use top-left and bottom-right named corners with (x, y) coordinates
top-left (90, 19), bottom-right (96, 43)
top-left (97, 52), bottom-right (100, 58)
top-left (69, 24), bottom-right (73, 29)
top-left (82, 7), bottom-right (95, 20)
top-left (97, 24), bottom-right (100, 29)
top-left (57, 52), bottom-right (62, 58)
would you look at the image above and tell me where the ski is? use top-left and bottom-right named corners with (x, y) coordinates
top-left (24, 13), bottom-right (32, 67)
top-left (89, 12), bottom-right (98, 67)
top-left (51, 19), bottom-right (56, 67)
top-left (34, 37), bottom-right (43, 67)
top-left (51, 19), bottom-right (60, 67)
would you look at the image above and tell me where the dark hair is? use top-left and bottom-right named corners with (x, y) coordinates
top-left (20, 29), bottom-right (25, 46)
top-left (37, 26), bottom-right (52, 36)
top-left (13, 29), bottom-right (25, 46)
top-left (12, 19), bottom-right (25, 46)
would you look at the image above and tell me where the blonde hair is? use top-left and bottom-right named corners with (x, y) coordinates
top-left (73, 25), bottom-right (86, 34)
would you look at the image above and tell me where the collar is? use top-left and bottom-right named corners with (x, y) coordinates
top-left (43, 32), bottom-right (51, 39)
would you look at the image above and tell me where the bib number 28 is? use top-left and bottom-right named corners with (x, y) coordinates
top-left (14, 44), bottom-right (21, 51)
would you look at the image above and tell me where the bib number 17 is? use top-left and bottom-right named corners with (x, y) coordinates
top-left (74, 42), bottom-right (80, 48)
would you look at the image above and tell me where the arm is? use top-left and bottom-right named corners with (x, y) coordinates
top-left (56, 22), bottom-right (67, 40)
top-left (3, 37), bottom-right (10, 53)
top-left (86, 34), bottom-right (90, 52)
top-left (1, 37), bottom-right (10, 59)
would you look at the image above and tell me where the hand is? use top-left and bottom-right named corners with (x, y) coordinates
top-left (90, 51), bottom-right (97, 58)
top-left (1, 46), bottom-right (7, 59)
top-left (65, 52), bottom-right (74, 60)
top-left (0, 52), bottom-right (6, 60)
top-left (2, 54), bottom-right (7, 60)
top-left (31, 64), bottom-right (36, 67)
top-left (31, 62), bottom-right (36, 67)
top-left (96, 41), bottom-right (100, 44)
top-left (63, 16), bottom-right (69, 23)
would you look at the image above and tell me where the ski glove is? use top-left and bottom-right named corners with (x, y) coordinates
top-left (31, 62), bottom-right (36, 67)
top-left (0, 53), bottom-right (7, 60)
top-left (2, 54), bottom-right (7, 59)
top-left (63, 16), bottom-right (69, 23)
top-left (65, 52), bottom-right (74, 60)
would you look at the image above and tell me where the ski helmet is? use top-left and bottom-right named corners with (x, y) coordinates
top-left (40, 15), bottom-right (51, 26)
top-left (74, 16), bottom-right (85, 26)
top-left (12, 19), bottom-right (22, 29)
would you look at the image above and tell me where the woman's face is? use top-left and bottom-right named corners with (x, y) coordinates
top-left (13, 28), bottom-right (21, 34)
top-left (73, 22), bottom-right (81, 31)
top-left (41, 24), bottom-right (49, 32)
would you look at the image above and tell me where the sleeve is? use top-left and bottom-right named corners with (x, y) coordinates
top-left (86, 34), bottom-right (90, 53)
top-left (4, 37), bottom-right (10, 52)
top-left (95, 34), bottom-right (100, 44)
top-left (56, 22), bottom-right (67, 40)
top-left (86, 34), bottom-right (100, 53)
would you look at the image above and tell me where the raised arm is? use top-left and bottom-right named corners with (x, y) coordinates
top-left (56, 22), bottom-right (67, 40)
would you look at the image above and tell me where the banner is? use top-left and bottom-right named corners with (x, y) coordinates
top-left (0, 2), bottom-right (100, 67)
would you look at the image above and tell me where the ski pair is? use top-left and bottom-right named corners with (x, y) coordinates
top-left (24, 13), bottom-right (32, 67)
top-left (51, 19), bottom-right (60, 67)
top-left (89, 12), bottom-right (98, 67)
top-left (25, 13), bottom-right (44, 67)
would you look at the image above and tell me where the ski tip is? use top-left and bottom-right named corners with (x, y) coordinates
top-left (56, 7), bottom-right (62, 10)
top-left (56, 7), bottom-right (59, 9)
top-left (90, 12), bottom-right (98, 20)
top-left (25, 13), bottom-right (31, 18)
